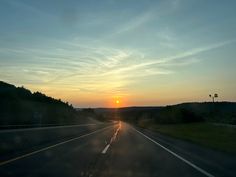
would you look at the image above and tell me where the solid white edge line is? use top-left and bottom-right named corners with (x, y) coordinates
top-left (0, 126), bottom-right (112, 166)
top-left (132, 127), bottom-right (215, 177)
top-left (102, 144), bottom-right (110, 154)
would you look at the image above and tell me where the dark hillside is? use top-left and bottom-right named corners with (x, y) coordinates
top-left (0, 81), bottom-right (79, 125)
top-left (94, 102), bottom-right (236, 125)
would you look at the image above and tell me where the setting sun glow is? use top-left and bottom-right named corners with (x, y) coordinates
top-left (0, 1), bottom-right (235, 108)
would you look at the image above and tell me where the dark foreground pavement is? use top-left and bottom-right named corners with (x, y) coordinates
top-left (0, 122), bottom-right (235, 177)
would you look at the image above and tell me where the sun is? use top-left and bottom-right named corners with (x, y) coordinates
top-left (116, 100), bottom-right (120, 104)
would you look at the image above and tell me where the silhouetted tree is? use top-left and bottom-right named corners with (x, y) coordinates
top-left (0, 81), bottom-right (78, 125)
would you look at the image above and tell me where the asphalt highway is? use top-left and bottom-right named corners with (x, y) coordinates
top-left (0, 122), bottom-right (235, 177)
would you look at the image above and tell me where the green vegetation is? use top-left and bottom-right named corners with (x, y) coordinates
top-left (1, 80), bottom-right (236, 154)
top-left (95, 102), bottom-right (236, 125)
top-left (140, 122), bottom-right (236, 154)
top-left (94, 105), bottom-right (236, 154)
top-left (0, 81), bottom-right (82, 125)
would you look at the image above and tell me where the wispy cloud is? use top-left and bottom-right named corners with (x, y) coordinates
top-left (0, 1), bottom-right (235, 95)
top-left (118, 39), bottom-right (236, 71)
top-left (1, 38), bottom-right (234, 95)
top-left (114, 11), bottom-right (154, 35)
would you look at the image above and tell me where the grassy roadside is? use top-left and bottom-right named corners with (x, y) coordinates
top-left (139, 122), bottom-right (236, 154)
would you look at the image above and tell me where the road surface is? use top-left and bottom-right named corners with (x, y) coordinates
top-left (0, 122), bottom-right (235, 177)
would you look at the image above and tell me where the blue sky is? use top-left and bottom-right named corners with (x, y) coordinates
top-left (0, 0), bottom-right (236, 107)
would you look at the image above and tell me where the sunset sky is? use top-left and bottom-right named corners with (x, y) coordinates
top-left (0, 0), bottom-right (236, 107)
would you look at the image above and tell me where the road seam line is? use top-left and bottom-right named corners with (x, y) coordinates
top-left (132, 127), bottom-right (215, 177)
top-left (0, 124), bottom-right (100, 133)
top-left (0, 126), bottom-right (112, 166)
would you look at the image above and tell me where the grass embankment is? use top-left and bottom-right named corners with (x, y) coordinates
top-left (140, 122), bottom-right (236, 154)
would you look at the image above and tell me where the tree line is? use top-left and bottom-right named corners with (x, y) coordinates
top-left (0, 81), bottom-right (79, 126)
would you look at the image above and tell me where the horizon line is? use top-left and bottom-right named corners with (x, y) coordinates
top-left (75, 101), bottom-right (236, 109)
